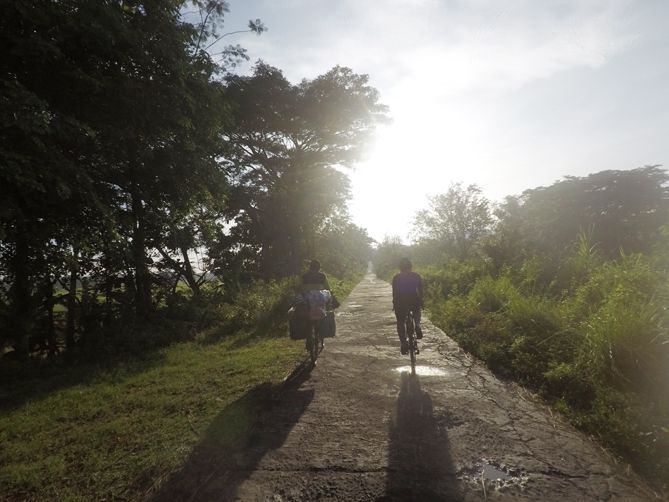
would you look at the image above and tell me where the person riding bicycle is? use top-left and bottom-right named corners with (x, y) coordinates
top-left (300, 260), bottom-right (334, 350)
top-left (302, 259), bottom-right (331, 292)
top-left (392, 257), bottom-right (423, 355)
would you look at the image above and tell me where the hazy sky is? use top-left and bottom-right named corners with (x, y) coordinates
top-left (216, 0), bottom-right (669, 242)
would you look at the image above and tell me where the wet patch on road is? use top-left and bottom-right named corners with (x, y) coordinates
top-left (393, 365), bottom-right (448, 376)
top-left (460, 459), bottom-right (529, 491)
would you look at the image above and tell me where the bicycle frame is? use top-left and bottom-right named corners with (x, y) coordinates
top-left (404, 310), bottom-right (418, 374)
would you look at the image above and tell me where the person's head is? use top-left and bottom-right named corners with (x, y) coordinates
top-left (309, 259), bottom-right (321, 272)
top-left (399, 257), bottom-right (412, 272)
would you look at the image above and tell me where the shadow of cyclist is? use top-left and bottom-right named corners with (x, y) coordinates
top-left (381, 371), bottom-right (462, 501)
top-left (150, 363), bottom-right (314, 501)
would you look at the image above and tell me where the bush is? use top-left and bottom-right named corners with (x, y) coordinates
top-left (468, 275), bottom-right (518, 313)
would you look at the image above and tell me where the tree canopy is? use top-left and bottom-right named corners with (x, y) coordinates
top-left (495, 166), bottom-right (669, 259)
top-left (221, 62), bottom-right (388, 278)
top-left (0, 0), bottom-right (381, 357)
top-left (413, 183), bottom-right (493, 259)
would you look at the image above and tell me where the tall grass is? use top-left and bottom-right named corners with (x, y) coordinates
top-left (420, 251), bottom-right (669, 490)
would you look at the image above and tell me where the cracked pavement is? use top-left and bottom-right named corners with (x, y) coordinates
top-left (196, 273), bottom-right (660, 501)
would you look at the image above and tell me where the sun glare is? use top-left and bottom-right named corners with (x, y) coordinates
top-left (350, 98), bottom-right (487, 242)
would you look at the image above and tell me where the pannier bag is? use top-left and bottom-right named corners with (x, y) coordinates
top-left (319, 311), bottom-right (336, 338)
top-left (287, 305), bottom-right (309, 340)
top-left (287, 291), bottom-right (336, 339)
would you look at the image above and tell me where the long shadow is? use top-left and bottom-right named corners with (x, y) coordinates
top-left (0, 349), bottom-right (167, 412)
top-left (150, 363), bottom-right (315, 501)
top-left (381, 372), bottom-right (462, 501)
top-left (1, 311), bottom-right (287, 411)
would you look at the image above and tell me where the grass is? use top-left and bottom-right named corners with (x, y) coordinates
top-left (0, 327), bottom-right (305, 501)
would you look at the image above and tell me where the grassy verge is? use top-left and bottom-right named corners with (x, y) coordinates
top-left (0, 273), bottom-right (362, 501)
top-left (0, 331), bottom-right (304, 501)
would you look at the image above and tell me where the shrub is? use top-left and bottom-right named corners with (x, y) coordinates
top-left (468, 275), bottom-right (518, 313)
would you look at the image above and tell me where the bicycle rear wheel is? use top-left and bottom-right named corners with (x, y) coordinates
top-left (308, 323), bottom-right (318, 365)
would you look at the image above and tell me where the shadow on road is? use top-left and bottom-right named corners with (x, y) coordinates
top-left (150, 363), bottom-right (314, 501)
top-left (381, 372), bottom-right (462, 501)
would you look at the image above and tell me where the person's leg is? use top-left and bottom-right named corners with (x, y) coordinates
top-left (413, 307), bottom-right (423, 338)
top-left (315, 318), bottom-right (323, 348)
top-left (395, 306), bottom-right (408, 353)
top-left (306, 320), bottom-right (316, 350)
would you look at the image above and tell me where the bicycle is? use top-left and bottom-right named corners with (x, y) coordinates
top-left (404, 310), bottom-right (419, 374)
top-left (306, 319), bottom-right (324, 366)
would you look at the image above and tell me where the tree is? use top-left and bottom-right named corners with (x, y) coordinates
top-left (0, 0), bottom-right (234, 353)
top-left (413, 183), bottom-right (493, 259)
top-left (314, 213), bottom-right (373, 278)
top-left (220, 63), bottom-right (388, 278)
top-left (372, 236), bottom-right (410, 279)
top-left (496, 166), bottom-right (669, 259)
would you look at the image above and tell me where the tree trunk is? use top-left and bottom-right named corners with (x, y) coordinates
top-left (180, 246), bottom-right (201, 297)
top-left (10, 232), bottom-right (31, 358)
top-left (44, 276), bottom-right (57, 356)
top-left (103, 254), bottom-right (114, 327)
top-left (65, 247), bottom-right (78, 351)
top-left (131, 190), bottom-right (152, 317)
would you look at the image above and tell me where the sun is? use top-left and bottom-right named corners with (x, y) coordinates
top-left (349, 101), bottom-right (483, 242)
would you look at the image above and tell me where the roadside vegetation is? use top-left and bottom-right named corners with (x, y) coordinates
top-left (374, 168), bottom-right (669, 492)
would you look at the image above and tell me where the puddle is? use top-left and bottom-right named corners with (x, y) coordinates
top-left (347, 303), bottom-right (363, 308)
top-left (394, 365), bottom-right (447, 376)
top-left (482, 463), bottom-right (511, 481)
top-left (461, 460), bottom-right (529, 491)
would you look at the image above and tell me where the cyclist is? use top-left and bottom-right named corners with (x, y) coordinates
top-left (301, 260), bottom-right (332, 350)
top-left (392, 257), bottom-right (423, 354)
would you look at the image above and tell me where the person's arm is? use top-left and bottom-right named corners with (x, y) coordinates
top-left (392, 274), bottom-right (398, 310)
top-left (321, 273), bottom-right (331, 291)
top-left (417, 274), bottom-right (424, 308)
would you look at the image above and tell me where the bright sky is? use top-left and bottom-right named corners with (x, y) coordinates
top-left (217, 0), bottom-right (669, 242)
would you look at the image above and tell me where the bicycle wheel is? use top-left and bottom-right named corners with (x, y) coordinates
top-left (405, 312), bottom-right (414, 339)
top-left (405, 312), bottom-right (416, 374)
top-left (309, 323), bottom-right (318, 365)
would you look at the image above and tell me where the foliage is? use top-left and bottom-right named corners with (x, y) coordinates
top-left (0, 1), bottom-right (381, 358)
top-left (413, 183), bottom-right (493, 259)
top-left (0, 262), bottom-right (362, 500)
top-left (220, 62), bottom-right (387, 278)
top-left (372, 236), bottom-right (410, 280)
top-left (494, 166), bottom-right (669, 259)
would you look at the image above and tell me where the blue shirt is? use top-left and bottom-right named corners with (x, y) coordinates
top-left (392, 271), bottom-right (423, 306)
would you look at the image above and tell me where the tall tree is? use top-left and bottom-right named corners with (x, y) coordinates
top-left (221, 63), bottom-right (388, 277)
top-left (413, 183), bottom-right (493, 259)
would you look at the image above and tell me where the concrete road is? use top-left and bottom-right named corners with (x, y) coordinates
top-left (192, 273), bottom-right (659, 501)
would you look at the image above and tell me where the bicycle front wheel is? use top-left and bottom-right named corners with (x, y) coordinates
top-left (409, 336), bottom-right (416, 374)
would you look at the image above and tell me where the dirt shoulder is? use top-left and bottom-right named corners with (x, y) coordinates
top-left (182, 273), bottom-right (662, 501)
